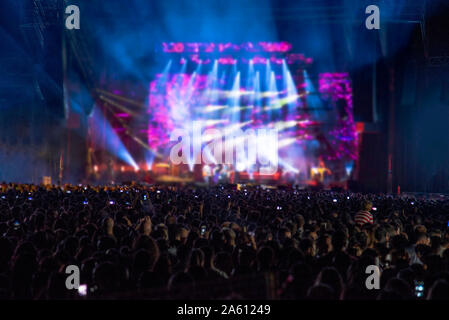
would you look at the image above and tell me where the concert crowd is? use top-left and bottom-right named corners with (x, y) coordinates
top-left (0, 183), bottom-right (448, 300)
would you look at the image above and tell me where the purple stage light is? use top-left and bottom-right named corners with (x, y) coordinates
top-left (318, 73), bottom-right (358, 161)
top-left (162, 42), bottom-right (292, 53)
top-left (115, 113), bottom-right (130, 118)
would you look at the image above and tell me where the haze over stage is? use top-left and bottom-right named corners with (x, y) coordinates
top-left (87, 41), bottom-right (356, 186)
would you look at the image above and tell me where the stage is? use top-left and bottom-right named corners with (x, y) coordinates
top-left (79, 42), bottom-right (358, 187)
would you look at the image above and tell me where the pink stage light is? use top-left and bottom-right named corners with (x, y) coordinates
top-left (270, 56), bottom-right (284, 64)
top-left (318, 72), bottom-right (357, 161)
top-left (252, 56), bottom-right (267, 64)
top-left (162, 41), bottom-right (293, 53)
top-left (217, 57), bottom-right (237, 65)
top-left (218, 43), bottom-right (233, 52)
top-left (163, 42), bottom-right (184, 53)
top-left (190, 54), bottom-right (211, 64)
top-left (260, 42), bottom-right (292, 53)
top-left (115, 113), bottom-right (130, 118)
top-left (162, 43), bottom-right (313, 66)
top-left (204, 43), bottom-right (215, 52)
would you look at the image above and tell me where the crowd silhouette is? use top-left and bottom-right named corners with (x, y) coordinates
top-left (0, 183), bottom-right (448, 300)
